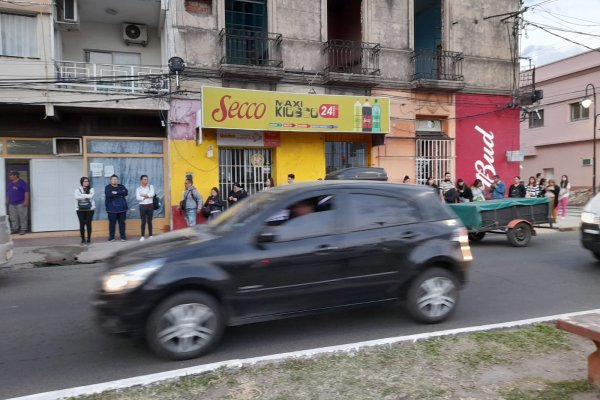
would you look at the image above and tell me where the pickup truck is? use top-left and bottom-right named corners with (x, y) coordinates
top-left (0, 215), bottom-right (13, 267)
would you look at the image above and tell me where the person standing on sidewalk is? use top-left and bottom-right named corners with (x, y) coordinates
top-left (508, 176), bottom-right (526, 198)
top-left (6, 170), bottom-right (29, 235)
top-left (105, 174), bottom-right (128, 242)
top-left (489, 175), bottom-right (506, 199)
top-left (558, 175), bottom-right (571, 220)
top-left (525, 176), bottom-right (540, 198)
top-left (181, 178), bottom-right (202, 227)
top-left (136, 175), bottom-right (155, 241)
top-left (74, 177), bottom-right (95, 245)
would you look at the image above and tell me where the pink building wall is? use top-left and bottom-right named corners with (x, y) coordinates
top-left (521, 50), bottom-right (600, 188)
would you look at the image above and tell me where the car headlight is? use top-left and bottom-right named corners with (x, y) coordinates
top-left (102, 258), bottom-right (166, 293)
top-left (581, 212), bottom-right (598, 224)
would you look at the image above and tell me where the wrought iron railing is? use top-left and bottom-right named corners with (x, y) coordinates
top-left (219, 28), bottom-right (283, 68)
top-left (55, 61), bottom-right (169, 94)
top-left (412, 49), bottom-right (464, 81)
top-left (323, 39), bottom-right (381, 75)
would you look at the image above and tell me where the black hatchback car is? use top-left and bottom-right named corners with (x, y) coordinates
top-left (94, 181), bottom-right (472, 360)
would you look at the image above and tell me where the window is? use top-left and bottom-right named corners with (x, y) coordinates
top-left (85, 51), bottom-right (141, 66)
top-left (347, 194), bottom-right (419, 230)
top-left (7, 139), bottom-right (52, 155)
top-left (0, 13), bottom-right (38, 58)
top-left (265, 195), bottom-right (336, 240)
top-left (528, 110), bottom-right (544, 128)
top-left (571, 102), bottom-right (589, 121)
top-left (325, 142), bottom-right (368, 174)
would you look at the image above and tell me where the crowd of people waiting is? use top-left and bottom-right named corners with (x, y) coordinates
top-left (426, 172), bottom-right (571, 221)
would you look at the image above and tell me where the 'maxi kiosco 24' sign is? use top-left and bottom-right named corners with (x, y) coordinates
top-left (201, 87), bottom-right (390, 134)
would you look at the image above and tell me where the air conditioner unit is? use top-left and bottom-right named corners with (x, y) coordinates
top-left (123, 23), bottom-right (148, 46)
top-left (53, 138), bottom-right (82, 156)
top-left (55, 0), bottom-right (79, 31)
top-left (583, 158), bottom-right (594, 166)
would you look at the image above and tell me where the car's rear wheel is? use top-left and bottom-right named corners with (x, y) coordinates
top-left (146, 291), bottom-right (224, 360)
top-left (406, 267), bottom-right (459, 324)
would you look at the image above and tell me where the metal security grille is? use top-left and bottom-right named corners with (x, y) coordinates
top-left (219, 148), bottom-right (273, 206)
top-left (415, 139), bottom-right (453, 185)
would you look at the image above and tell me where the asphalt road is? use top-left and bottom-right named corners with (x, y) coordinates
top-left (1, 231), bottom-right (599, 399)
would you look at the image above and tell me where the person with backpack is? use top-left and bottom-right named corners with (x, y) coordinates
top-left (180, 178), bottom-right (202, 227)
top-left (136, 174), bottom-right (155, 241)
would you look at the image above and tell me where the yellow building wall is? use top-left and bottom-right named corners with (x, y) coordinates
top-left (169, 130), bottom-right (219, 203)
top-left (273, 132), bottom-right (327, 184)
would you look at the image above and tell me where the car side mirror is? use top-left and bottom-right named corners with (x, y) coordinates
top-left (256, 230), bottom-right (276, 244)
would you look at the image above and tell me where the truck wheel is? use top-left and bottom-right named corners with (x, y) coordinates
top-left (507, 222), bottom-right (532, 247)
top-left (468, 232), bottom-right (486, 242)
top-left (406, 267), bottom-right (460, 324)
top-left (146, 291), bottom-right (224, 360)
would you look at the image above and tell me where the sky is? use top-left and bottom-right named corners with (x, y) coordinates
top-left (520, 0), bottom-right (600, 67)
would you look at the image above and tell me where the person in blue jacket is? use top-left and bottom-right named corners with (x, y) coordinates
top-left (489, 174), bottom-right (506, 200)
top-left (105, 174), bottom-right (129, 242)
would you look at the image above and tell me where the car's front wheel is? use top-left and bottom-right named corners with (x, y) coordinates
top-left (146, 291), bottom-right (224, 360)
top-left (406, 267), bottom-right (459, 324)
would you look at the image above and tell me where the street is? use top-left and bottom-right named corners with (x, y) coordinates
top-left (0, 230), bottom-right (598, 399)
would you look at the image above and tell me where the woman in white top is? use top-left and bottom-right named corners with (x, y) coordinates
top-left (471, 179), bottom-right (485, 202)
top-left (135, 175), bottom-right (155, 241)
top-left (557, 175), bottom-right (571, 219)
top-left (74, 176), bottom-right (95, 245)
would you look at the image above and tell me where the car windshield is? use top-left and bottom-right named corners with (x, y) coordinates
top-left (207, 191), bottom-right (276, 234)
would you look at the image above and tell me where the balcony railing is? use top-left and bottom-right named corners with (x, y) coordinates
top-left (412, 49), bottom-right (464, 81)
top-left (55, 61), bottom-right (170, 94)
top-left (219, 28), bottom-right (283, 68)
top-left (323, 39), bottom-right (380, 75)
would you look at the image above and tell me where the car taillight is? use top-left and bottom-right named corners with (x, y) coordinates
top-left (452, 227), bottom-right (473, 262)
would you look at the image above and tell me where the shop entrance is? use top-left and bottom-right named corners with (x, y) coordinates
top-left (219, 148), bottom-right (273, 206)
top-left (415, 138), bottom-right (453, 185)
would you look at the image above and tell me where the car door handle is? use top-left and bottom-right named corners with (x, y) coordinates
top-left (401, 231), bottom-right (418, 240)
top-left (315, 245), bottom-right (339, 254)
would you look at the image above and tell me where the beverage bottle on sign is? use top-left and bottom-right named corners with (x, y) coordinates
top-left (362, 99), bottom-right (372, 132)
top-left (353, 100), bottom-right (362, 132)
top-left (372, 99), bottom-right (381, 133)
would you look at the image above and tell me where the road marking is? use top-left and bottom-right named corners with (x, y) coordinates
top-left (8, 307), bottom-right (600, 400)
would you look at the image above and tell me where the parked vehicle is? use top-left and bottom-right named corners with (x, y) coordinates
top-left (0, 215), bottom-right (14, 267)
top-left (325, 167), bottom-right (388, 181)
top-left (449, 197), bottom-right (552, 247)
top-left (581, 192), bottom-right (600, 260)
top-left (93, 181), bottom-right (472, 360)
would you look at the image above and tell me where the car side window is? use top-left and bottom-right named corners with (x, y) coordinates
top-left (347, 193), bottom-right (419, 230)
top-left (265, 195), bottom-right (336, 241)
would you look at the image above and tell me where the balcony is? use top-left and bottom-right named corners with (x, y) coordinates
top-left (323, 39), bottom-right (380, 85)
top-left (219, 28), bottom-right (284, 80)
top-left (411, 49), bottom-right (465, 91)
top-left (55, 61), bottom-right (169, 95)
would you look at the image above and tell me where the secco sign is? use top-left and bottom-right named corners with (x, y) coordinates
top-left (201, 87), bottom-right (390, 133)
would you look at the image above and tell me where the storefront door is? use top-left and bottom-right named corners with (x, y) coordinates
top-left (30, 158), bottom-right (82, 232)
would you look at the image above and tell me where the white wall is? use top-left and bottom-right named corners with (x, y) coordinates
top-left (61, 21), bottom-right (162, 65)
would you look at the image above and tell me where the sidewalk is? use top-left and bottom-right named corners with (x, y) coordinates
top-left (4, 232), bottom-right (151, 268)
top-left (1, 207), bottom-right (583, 269)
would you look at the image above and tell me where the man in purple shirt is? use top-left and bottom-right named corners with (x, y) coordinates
top-left (6, 171), bottom-right (29, 235)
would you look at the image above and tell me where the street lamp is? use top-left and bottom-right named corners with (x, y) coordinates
top-left (582, 84), bottom-right (598, 195)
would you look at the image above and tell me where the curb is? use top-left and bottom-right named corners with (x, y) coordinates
top-left (7, 308), bottom-right (600, 400)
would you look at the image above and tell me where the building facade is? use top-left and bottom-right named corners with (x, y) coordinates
top-left (0, 0), bottom-right (522, 234)
top-left (165, 0), bottom-right (521, 224)
top-left (521, 50), bottom-right (600, 197)
top-left (0, 0), bottom-right (171, 235)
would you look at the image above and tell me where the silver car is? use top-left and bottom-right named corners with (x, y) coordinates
top-left (0, 215), bottom-right (14, 267)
